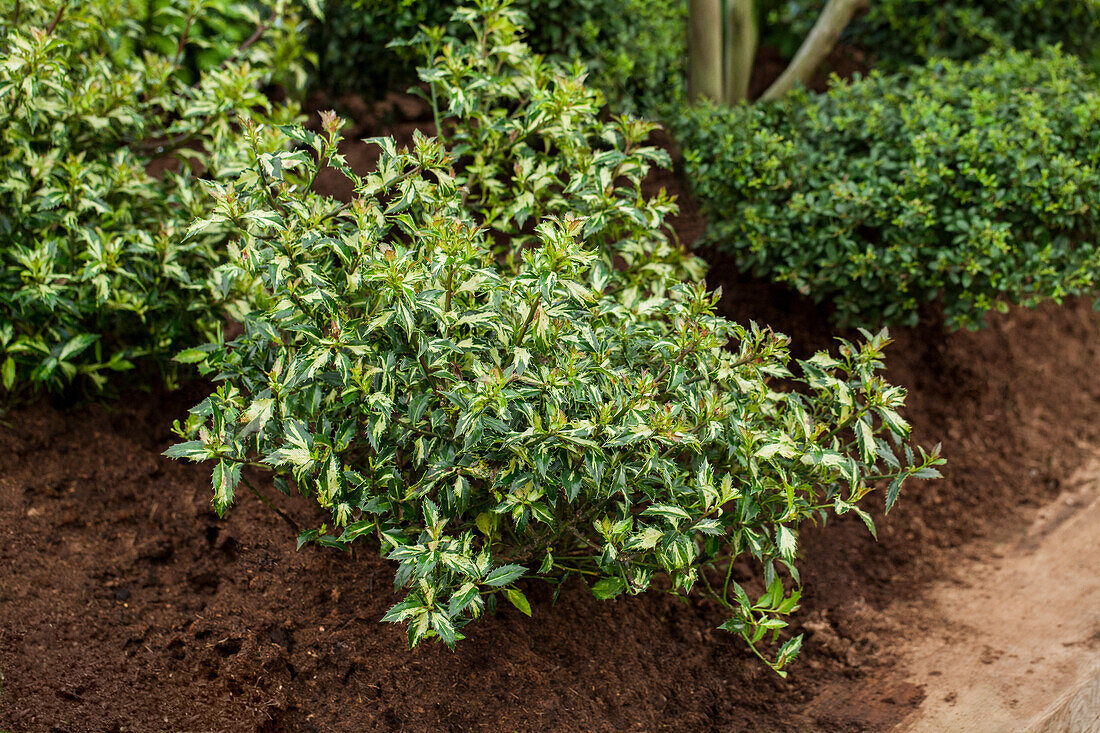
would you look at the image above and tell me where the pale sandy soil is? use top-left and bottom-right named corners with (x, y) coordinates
top-left (895, 456), bottom-right (1100, 732)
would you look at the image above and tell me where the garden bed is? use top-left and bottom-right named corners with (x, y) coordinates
top-left (1, 105), bottom-right (1098, 732)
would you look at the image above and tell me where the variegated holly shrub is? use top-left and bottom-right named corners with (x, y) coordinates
top-left (168, 3), bottom-right (942, 674)
top-left (0, 0), bottom-right (306, 396)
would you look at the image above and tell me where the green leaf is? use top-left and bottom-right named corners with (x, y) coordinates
top-left (381, 598), bottom-right (422, 623)
top-left (776, 525), bottom-right (797, 561)
top-left (475, 512), bottom-right (495, 537)
top-left (775, 590), bottom-right (802, 615)
top-left (483, 564), bottom-right (526, 587)
top-left (58, 334), bottom-right (98, 362)
top-left (513, 346), bottom-right (531, 376)
top-left (184, 217), bottom-right (217, 240)
top-left (877, 407), bottom-right (909, 437)
top-left (885, 476), bottom-right (905, 514)
top-left (913, 466), bottom-right (944, 480)
top-left (719, 616), bottom-right (746, 636)
top-left (591, 576), bottom-right (626, 600)
top-left (408, 610), bottom-right (430, 648)
top-left (242, 398), bottom-right (275, 434)
top-left (430, 612), bottom-right (457, 648)
top-left (272, 475), bottom-right (291, 497)
top-left (775, 633), bottom-right (803, 668)
top-left (641, 504), bottom-right (691, 525)
top-left (504, 587), bottom-right (532, 616)
top-left (173, 348), bottom-right (209, 364)
top-left (162, 441), bottom-right (208, 460)
top-left (448, 583), bottom-right (481, 617)
top-left (2, 357), bottom-right (15, 390)
top-left (211, 460), bottom-right (240, 515)
top-left (855, 417), bottom-right (876, 463)
top-left (626, 526), bottom-right (663, 550)
top-left (338, 520), bottom-right (375, 543)
top-left (296, 528), bottom-right (320, 550)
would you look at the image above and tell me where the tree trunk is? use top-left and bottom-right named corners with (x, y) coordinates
top-left (759, 0), bottom-right (867, 102)
top-left (688, 0), bottom-right (724, 101)
top-left (723, 0), bottom-right (758, 103)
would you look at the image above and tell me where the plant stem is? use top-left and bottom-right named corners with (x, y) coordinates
top-left (44, 0), bottom-right (68, 35)
top-left (219, 12), bottom-right (277, 70)
top-left (511, 294), bottom-right (541, 348)
top-left (430, 82), bottom-right (443, 141)
top-left (318, 200), bottom-right (352, 224)
top-left (257, 162), bottom-right (288, 218)
top-left (443, 266), bottom-right (455, 313)
top-left (759, 0), bottom-right (868, 102)
top-left (242, 474), bottom-right (300, 534)
top-left (172, 11), bottom-right (195, 70)
top-left (722, 553), bottom-right (737, 604)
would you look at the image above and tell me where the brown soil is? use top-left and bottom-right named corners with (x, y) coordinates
top-left (749, 44), bottom-right (871, 100)
top-left (2, 91), bottom-right (1099, 733)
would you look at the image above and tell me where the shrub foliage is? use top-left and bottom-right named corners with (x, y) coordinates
top-left (0, 0), bottom-right (304, 395)
top-left (170, 5), bottom-right (942, 672)
top-left (310, 0), bottom-right (685, 116)
top-left (415, 2), bottom-right (698, 288)
top-left (777, 0), bottom-right (1100, 70)
top-left (679, 47), bottom-right (1100, 329)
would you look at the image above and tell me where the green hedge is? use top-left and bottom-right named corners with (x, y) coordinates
top-left (678, 47), bottom-right (1100, 329)
top-left (309, 0), bottom-right (686, 116)
top-left (777, 0), bottom-right (1100, 69)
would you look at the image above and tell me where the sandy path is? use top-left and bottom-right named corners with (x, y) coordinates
top-left (896, 457), bottom-right (1100, 732)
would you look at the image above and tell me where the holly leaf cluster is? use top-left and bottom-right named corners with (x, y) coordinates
top-left (0, 0), bottom-right (307, 396)
top-left (169, 43), bottom-right (942, 671)
top-left (414, 1), bottom-right (702, 293)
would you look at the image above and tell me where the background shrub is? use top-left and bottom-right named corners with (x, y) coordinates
top-left (308, 0), bottom-right (451, 99)
top-left (520, 0), bottom-right (686, 116)
top-left (678, 47), bottom-right (1100, 329)
top-left (0, 0), bottom-right (304, 395)
top-left (309, 0), bottom-right (686, 116)
top-left (170, 5), bottom-right (941, 673)
top-left (112, 0), bottom-right (274, 83)
top-left (418, 2), bottom-right (699, 289)
top-left (776, 0), bottom-right (1100, 70)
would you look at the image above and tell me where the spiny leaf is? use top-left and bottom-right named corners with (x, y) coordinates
top-left (483, 564), bottom-right (526, 587)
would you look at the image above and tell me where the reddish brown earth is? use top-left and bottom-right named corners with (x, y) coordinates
top-left (748, 43), bottom-right (871, 99)
top-left (3, 91), bottom-right (1100, 732)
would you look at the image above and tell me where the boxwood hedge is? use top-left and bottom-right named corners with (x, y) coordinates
top-left (678, 47), bottom-right (1100, 329)
top-left (777, 0), bottom-right (1100, 70)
